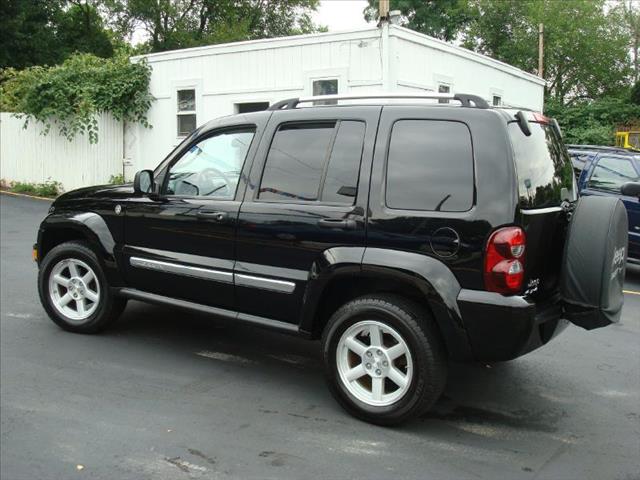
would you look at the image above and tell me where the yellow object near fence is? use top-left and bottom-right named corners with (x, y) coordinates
top-left (615, 130), bottom-right (640, 150)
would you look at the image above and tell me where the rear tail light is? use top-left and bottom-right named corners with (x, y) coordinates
top-left (484, 226), bottom-right (526, 295)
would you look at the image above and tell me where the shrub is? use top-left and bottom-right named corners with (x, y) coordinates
top-left (0, 53), bottom-right (153, 143)
top-left (8, 180), bottom-right (63, 197)
top-left (109, 174), bottom-right (125, 185)
top-left (546, 96), bottom-right (640, 145)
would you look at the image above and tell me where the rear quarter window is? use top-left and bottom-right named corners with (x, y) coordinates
top-left (509, 122), bottom-right (576, 209)
top-left (385, 120), bottom-right (474, 212)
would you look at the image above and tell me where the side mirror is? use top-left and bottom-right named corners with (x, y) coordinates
top-left (134, 170), bottom-right (154, 195)
top-left (621, 182), bottom-right (640, 198)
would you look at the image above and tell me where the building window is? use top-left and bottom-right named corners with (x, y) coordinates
top-left (312, 79), bottom-right (338, 105)
top-left (438, 84), bottom-right (450, 104)
top-left (177, 89), bottom-right (196, 137)
top-left (492, 95), bottom-right (502, 106)
top-left (235, 102), bottom-right (270, 114)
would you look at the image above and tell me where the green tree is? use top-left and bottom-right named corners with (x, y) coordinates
top-left (104, 0), bottom-right (323, 53)
top-left (57, 2), bottom-right (114, 59)
top-left (632, 81), bottom-right (640, 105)
top-left (363, 0), bottom-right (472, 41)
top-left (0, 0), bottom-right (64, 68)
top-left (0, 0), bottom-right (116, 69)
top-left (612, 0), bottom-right (640, 83)
top-left (464, 0), bottom-right (631, 105)
top-left (546, 96), bottom-right (640, 145)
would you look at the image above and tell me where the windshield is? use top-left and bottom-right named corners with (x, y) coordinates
top-left (509, 122), bottom-right (576, 209)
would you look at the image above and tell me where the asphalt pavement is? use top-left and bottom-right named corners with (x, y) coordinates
top-left (1, 192), bottom-right (639, 480)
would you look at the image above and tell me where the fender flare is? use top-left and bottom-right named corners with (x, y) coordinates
top-left (299, 246), bottom-right (365, 335)
top-left (37, 212), bottom-right (124, 286)
top-left (39, 212), bottom-right (116, 257)
top-left (300, 247), bottom-right (473, 360)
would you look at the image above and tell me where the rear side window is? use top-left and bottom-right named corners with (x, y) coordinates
top-left (321, 121), bottom-right (365, 203)
top-left (589, 156), bottom-right (639, 193)
top-left (509, 122), bottom-right (576, 209)
top-left (385, 120), bottom-right (474, 211)
top-left (259, 121), bottom-right (365, 204)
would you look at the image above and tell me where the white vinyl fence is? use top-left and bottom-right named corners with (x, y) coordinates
top-left (0, 112), bottom-right (124, 193)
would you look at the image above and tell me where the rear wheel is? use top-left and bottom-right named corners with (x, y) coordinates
top-left (38, 241), bottom-right (126, 333)
top-left (322, 294), bottom-right (447, 425)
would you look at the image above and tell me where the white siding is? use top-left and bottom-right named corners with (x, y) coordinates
top-left (391, 27), bottom-right (545, 110)
top-left (0, 113), bottom-right (123, 192)
top-left (130, 26), bottom-right (545, 174)
top-left (131, 29), bottom-right (383, 171)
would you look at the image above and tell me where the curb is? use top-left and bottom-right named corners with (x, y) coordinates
top-left (0, 190), bottom-right (55, 202)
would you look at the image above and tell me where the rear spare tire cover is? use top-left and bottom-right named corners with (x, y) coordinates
top-left (561, 196), bottom-right (628, 330)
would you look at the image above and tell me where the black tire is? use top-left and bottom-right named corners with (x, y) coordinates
top-left (322, 294), bottom-right (447, 426)
top-left (37, 241), bottom-right (127, 333)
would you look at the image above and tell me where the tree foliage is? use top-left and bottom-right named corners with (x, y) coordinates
top-left (0, 0), bottom-right (115, 69)
top-left (364, 0), bottom-right (472, 41)
top-left (613, 0), bottom-right (640, 83)
top-left (464, 0), bottom-right (631, 106)
top-left (546, 95), bottom-right (640, 145)
top-left (56, 3), bottom-right (114, 60)
top-left (632, 81), bottom-right (640, 106)
top-left (104, 0), bottom-right (323, 53)
top-left (0, 0), bottom-right (322, 66)
top-left (0, 54), bottom-right (153, 143)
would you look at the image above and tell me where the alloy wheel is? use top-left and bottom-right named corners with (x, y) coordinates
top-left (336, 320), bottom-right (414, 407)
top-left (48, 258), bottom-right (101, 322)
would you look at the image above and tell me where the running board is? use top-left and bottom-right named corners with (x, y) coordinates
top-left (117, 288), bottom-right (300, 334)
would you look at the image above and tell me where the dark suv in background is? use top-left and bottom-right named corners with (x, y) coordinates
top-left (34, 93), bottom-right (628, 425)
top-left (574, 148), bottom-right (640, 263)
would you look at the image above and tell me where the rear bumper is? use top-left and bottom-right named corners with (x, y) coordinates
top-left (457, 289), bottom-right (569, 362)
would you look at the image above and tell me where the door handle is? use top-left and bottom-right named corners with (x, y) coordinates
top-left (317, 218), bottom-right (357, 230)
top-left (197, 210), bottom-right (228, 222)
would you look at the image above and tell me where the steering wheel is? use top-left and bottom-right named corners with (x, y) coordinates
top-left (195, 167), bottom-right (232, 197)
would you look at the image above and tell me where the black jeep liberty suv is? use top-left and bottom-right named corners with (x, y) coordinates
top-left (34, 93), bottom-right (628, 425)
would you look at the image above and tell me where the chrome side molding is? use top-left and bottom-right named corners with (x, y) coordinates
top-left (235, 273), bottom-right (296, 293)
top-left (129, 257), bottom-right (296, 293)
top-left (129, 257), bottom-right (233, 283)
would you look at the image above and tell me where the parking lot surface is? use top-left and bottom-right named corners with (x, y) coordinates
top-left (1, 193), bottom-right (639, 480)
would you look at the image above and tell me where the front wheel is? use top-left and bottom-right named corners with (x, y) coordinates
top-left (38, 241), bottom-right (126, 333)
top-left (322, 294), bottom-right (447, 425)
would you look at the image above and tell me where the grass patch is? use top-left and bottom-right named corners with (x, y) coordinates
top-left (5, 180), bottom-right (63, 198)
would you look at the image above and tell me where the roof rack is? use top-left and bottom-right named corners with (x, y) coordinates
top-left (267, 93), bottom-right (490, 110)
top-left (566, 144), bottom-right (631, 153)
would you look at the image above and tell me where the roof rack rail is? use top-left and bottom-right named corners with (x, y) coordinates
top-left (268, 92), bottom-right (490, 111)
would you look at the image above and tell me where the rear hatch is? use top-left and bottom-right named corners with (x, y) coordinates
top-left (508, 113), bottom-right (577, 300)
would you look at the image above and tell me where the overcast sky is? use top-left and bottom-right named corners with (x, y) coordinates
top-left (313, 0), bottom-right (374, 31)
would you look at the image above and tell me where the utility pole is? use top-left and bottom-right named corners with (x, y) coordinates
top-left (379, 0), bottom-right (389, 21)
top-left (538, 23), bottom-right (544, 79)
top-left (379, 0), bottom-right (390, 90)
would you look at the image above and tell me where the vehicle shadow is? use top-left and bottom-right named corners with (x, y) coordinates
top-left (109, 300), bottom-right (567, 434)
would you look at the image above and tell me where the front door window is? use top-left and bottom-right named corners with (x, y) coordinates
top-left (165, 129), bottom-right (255, 198)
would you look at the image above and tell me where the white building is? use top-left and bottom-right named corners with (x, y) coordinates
top-left (125, 24), bottom-right (545, 174)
